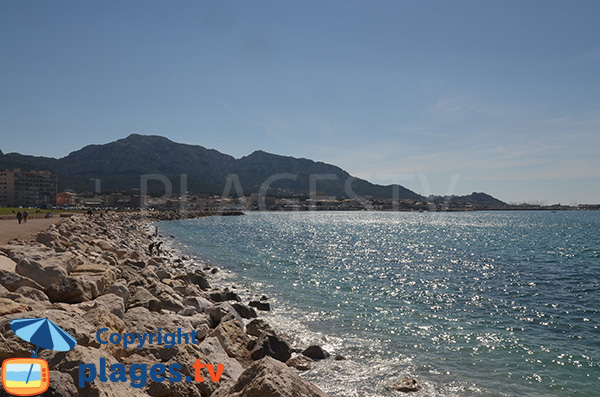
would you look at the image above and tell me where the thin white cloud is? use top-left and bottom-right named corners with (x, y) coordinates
top-left (574, 47), bottom-right (600, 64)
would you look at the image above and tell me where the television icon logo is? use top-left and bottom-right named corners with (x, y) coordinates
top-left (1, 358), bottom-right (49, 396)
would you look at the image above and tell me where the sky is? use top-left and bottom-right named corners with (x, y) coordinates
top-left (1, 0), bottom-right (599, 204)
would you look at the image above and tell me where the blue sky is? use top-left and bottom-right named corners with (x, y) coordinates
top-left (1, 1), bottom-right (599, 204)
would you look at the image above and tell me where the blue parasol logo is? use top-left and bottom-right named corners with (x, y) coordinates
top-left (10, 317), bottom-right (77, 358)
top-left (1, 317), bottom-right (77, 395)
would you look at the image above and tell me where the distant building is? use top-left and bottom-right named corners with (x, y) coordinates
top-left (81, 197), bottom-right (105, 208)
top-left (0, 169), bottom-right (58, 207)
top-left (56, 192), bottom-right (77, 207)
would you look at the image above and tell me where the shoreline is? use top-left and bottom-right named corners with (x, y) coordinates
top-left (0, 212), bottom-right (331, 396)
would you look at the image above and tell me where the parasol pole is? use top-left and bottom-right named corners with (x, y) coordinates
top-left (25, 364), bottom-right (34, 384)
top-left (25, 345), bottom-right (40, 384)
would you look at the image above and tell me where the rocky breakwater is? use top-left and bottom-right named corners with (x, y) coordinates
top-left (0, 213), bottom-right (328, 396)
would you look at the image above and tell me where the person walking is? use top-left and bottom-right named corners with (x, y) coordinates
top-left (23, 210), bottom-right (28, 223)
top-left (16, 211), bottom-right (22, 224)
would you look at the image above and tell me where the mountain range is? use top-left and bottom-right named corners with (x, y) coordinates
top-left (0, 134), bottom-right (504, 205)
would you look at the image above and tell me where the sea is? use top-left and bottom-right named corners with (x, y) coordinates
top-left (156, 211), bottom-right (600, 396)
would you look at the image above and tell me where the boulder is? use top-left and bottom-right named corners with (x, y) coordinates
top-left (182, 296), bottom-right (213, 313)
top-left (15, 257), bottom-right (69, 288)
top-left (231, 302), bottom-right (257, 319)
top-left (128, 286), bottom-right (162, 312)
top-left (209, 289), bottom-right (241, 303)
top-left (246, 318), bottom-right (275, 337)
top-left (0, 297), bottom-right (33, 316)
top-left (145, 380), bottom-right (204, 397)
top-left (209, 319), bottom-right (252, 365)
top-left (14, 286), bottom-right (50, 302)
top-left (70, 262), bottom-right (117, 288)
top-left (302, 345), bottom-right (330, 360)
top-left (0, 269), bottom-right (44, 292)
top-left (45, 277), bottom-right (94, 304)
top-left (187, 271), bottom-right (211, 290)
top-left (249, 300), bottom-right (271, 311)
top-left (196, 336), bottom-right (245, 382)
top-left (107, 280), bottom-right (130, 305)
top-left (44, 370), bottom-right (79, 396)
top-left (206, 302), bottom-right (244, 329)
top-left (82, 307), bottom-right (125, 340)
top-left (179, 306), bottom-right (198, 316)
top-left (286, 355), bottom-right (314, 371)
top-left (123, 307), bottom-right (196, 337)
top-left (391, 377), bottom-right (421, 393)
top-left (148, 283), bottom-right (185, 313)
top-left (212, 356), bottom-right (328, 397)
top-left (36, 231), bottom-right (62, 249)
top-left (77, 293), bottom-right (126, 319)
top-left (172, 282), bottom-right (204, 298)
top-left (250, 333), bottom-right (292, 363)
top-left (0, 255), bottom-right (17, 272)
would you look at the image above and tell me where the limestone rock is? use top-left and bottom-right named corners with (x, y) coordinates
top-left (246, 318), bottom-right (275, 337)
top-left (45, 277), bottom-right (93, 304)
top-left (82, 307), bottom-right (125, 337)
top-left (302, 345), bottom-right (330, 360)
top-left (123, 307), bottom-right (195, 336)
top-left (286, 355), bottom-right (314, 371)
top-left (0, 269), bottom-right (43, 292)
top-left (212, 356), bottom-right (328, 397)
top-left (231, 302), bottom-right (258, 319)
top-left (391, 377), bottom-right (421, 393)
top-left (14, 286), bottom-right (50, 302)
top-left (209, 289), bottom-right (241, 303)
top-left (128, 286), bottom-right (162, 312)
top-left (77, 293), bottom-right (126, 319)
top-left (44, 370), bottom-right (79, 396)
top-left (182, 296), bottom-right (213, 313)
top-left (249, 300), bottom-right (271, 311)
top-left (250, 333), bottom-right (292, 363)
top-left (196, 336), bottom-right (245, 383)
top-left (36, 231), bottom-right (63, 249)
top-left (206, 302), bottom-right (244, 329)
top-left (16, 258), bottom-right (69, 288)
top-left (0, 255), bottom-right (17, 272)
top-left (107, 280), bottom-right (130, 305)
top-left (209, 319), bottom-right (252, 365)
top-left (0, 297), bottom-right (33, 316)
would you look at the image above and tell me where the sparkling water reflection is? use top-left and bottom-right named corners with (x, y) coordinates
top-left (158, 211), bottom-right (600, 396)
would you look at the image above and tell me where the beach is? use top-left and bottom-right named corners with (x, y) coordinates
top-left (0, 218), bottom-right (63, 245)
top-left (0, 213), bottom-right (332, 396)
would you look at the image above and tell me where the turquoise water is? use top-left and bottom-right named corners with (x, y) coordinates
top-left (157, 211), bottom-right (600, 396)
top-left (4, 364), bottom-right (41, 382)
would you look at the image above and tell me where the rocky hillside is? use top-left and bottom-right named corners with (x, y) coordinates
top-left (0, 134), bottom-right (423, 200)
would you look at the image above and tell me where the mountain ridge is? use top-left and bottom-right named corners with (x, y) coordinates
top-left (0, 134), bottom-right (504, 204)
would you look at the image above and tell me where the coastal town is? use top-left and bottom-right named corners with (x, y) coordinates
top-left (2, 168), bottom-right (597, 216)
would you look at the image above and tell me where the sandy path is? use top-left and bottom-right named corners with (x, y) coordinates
top-left (0, 217), bottom-right (63, 244)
